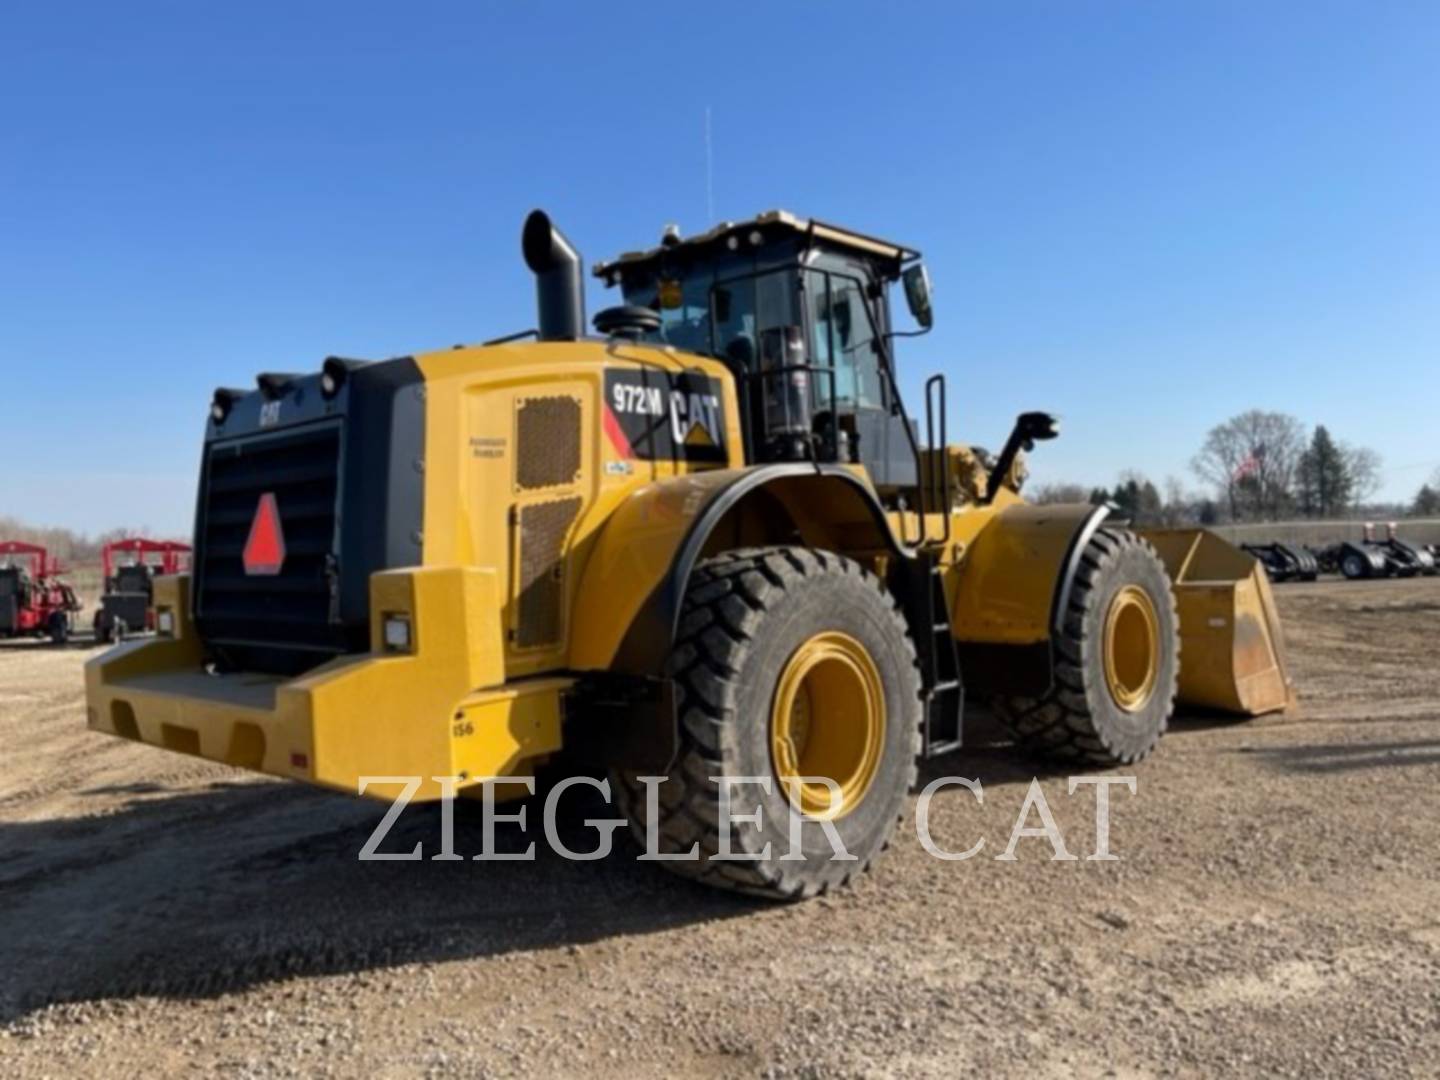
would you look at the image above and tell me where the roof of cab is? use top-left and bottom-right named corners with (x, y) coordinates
top-left (592, 210), bottom-right (920, 279)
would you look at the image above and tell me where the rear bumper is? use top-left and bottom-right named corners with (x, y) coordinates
top-left (85, 571), bottom-right (566, 802)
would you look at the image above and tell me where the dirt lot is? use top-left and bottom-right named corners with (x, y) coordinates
top-left (2, 579), bottom-right (1438, 1078)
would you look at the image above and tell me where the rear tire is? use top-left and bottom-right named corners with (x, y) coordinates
top-left (1341, 551), bottom-right (1367, 580)
top-left (611, 547), bottom-right (923, 900)
top-left (48, 612), bottom-right (69, 645)
top-left (991, 527), bottom-right (1178, 766)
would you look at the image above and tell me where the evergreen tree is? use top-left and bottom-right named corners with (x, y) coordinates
top-left (1414, 484), bottom-right (1440, 517)
top-left (1112, 479), bottom-right (1141, 517)
top-left (1295, 425), bottom-right (1352, 518)
top-left (1098, 473), bottom-right (1165, 524)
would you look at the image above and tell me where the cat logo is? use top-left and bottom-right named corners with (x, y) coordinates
top-left (671, 390), bottom-right (722, 450)
top-left (604, 369), bottom-right (727, 465)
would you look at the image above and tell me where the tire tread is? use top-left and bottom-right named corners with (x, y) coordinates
top-left (613, 546), bottom-right (922, 900)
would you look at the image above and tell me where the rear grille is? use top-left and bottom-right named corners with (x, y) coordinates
top-left (195, 423), bottom-right (345, 670)
top-left (514, 496), bottom-right (582, 648)
top-left (515, 395), bottom-right (582, 490)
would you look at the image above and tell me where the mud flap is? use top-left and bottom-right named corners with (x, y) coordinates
top-left (566, 676), bottom-right (679, 774)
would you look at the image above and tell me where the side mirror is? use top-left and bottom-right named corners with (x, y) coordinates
top-left (1016, 411), bottom-right (1060, 446)
top-left (901, 263), bottom-right (934, 329)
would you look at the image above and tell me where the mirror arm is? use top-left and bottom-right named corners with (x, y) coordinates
top-left (984, 412), bottom-right (1060, 504)
top-left (984, 434), bottom-right (1033, 505)
top-left (884, 326), bottom-right (932, 342)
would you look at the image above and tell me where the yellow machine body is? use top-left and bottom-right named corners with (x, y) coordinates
top-left (85, 218), bottom-right (1293, 802)
top-left (87, 341), bottom-right (744, 801)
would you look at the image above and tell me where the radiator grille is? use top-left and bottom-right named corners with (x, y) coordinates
top-left (195, 423), bottom-right (344, 669)
top-left (515, 496), bottom-right (581, 648)
top-left (515, 396), bottom-right (582, 491)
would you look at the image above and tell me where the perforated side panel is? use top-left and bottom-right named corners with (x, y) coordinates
top-left (515, 496), bottom-right (582, 648)
top-left (516, 396), bottom-right (582, 491)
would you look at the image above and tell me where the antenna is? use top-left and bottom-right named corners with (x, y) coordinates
top-left (704, 105), bottom-right (714, 224)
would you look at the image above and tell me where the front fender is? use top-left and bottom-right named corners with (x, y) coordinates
top-left (949, 501), bottom-right (1109, 696)
top-left (952, 502), bottom-right (1110, 645)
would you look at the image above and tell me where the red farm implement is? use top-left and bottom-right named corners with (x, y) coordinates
top-left (0, 541), bottom-right (82, 644)
top-left (93, 539), bottom-right (192, 643)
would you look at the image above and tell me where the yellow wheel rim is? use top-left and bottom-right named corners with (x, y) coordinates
top-left (769, 631), bottom-right (885, 820)
top-left (1103, 585), bottom-right (1160, 712)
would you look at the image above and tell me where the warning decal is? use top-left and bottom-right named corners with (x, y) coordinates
top-left (603, 369), bottom-right (728, 465)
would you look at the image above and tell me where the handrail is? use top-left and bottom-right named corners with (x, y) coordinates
top-left (924, 374), bottom-right (952, 547)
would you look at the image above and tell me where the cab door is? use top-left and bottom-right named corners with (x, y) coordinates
top-left (806, 269), bottom-right (917, 489)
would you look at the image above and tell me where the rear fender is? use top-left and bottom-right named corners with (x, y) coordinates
top-left (570, 464), bottom-right (903, 677)
top-left (566, 464), bottom-right (905, 771)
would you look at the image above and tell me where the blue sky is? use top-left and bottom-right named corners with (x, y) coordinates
top-left (3, 2), bottom-right (1437, 534)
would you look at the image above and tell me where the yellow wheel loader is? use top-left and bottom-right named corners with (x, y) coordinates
top-left (86, 210), bottom-right (1292, 899)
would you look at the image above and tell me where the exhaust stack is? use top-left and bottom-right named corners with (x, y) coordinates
top-left (522, 210), bottom-right (585, 341)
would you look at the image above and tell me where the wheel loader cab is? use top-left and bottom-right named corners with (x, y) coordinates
top-left (595, 213), bottom-right (924, 489)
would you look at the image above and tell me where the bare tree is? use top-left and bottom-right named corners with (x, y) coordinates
top-left (1029, 482), bottom-right (1091, 505)
top-left (1191, 410), bottom-right (1306, 521)
top-left (1161, 475), bottom-right (1198, 525)
top-left (0, 516), bottom-right (154, 565)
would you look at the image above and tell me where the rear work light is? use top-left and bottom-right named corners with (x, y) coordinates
top-left (321, 357), bottom-right (366, 399)
top-left (383, 614), bottom-right (413, 653)
top-left (209, 387), bottom-right (247, 425)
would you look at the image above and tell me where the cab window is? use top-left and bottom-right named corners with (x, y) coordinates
top-left (650, 274), bottom-right (712, 355)
top-left (711, 269), bottom-right (797, 369)
top-left (807, 270), bottom-right (883, 410)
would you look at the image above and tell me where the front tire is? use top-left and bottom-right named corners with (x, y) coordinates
top-left (612, 547), bottom-right (922, 900)
top-left (992, 527), bottom-right (1178, 766)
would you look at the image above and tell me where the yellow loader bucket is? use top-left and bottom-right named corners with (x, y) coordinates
top-left (1139, 529), bottom-right (1295, 716)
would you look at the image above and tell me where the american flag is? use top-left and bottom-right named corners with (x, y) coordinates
top-left (1232, 443), bottom-right (1267, 482)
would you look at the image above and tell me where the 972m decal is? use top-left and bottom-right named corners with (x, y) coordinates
top-left (603, 368), bottom-right (728, 465)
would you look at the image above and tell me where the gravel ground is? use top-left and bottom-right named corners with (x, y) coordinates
top-left (1, 578), bottom-right (1438, 1077)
